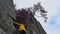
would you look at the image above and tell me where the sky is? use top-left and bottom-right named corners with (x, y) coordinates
top-left (13, 0), bottom-right (60, 34)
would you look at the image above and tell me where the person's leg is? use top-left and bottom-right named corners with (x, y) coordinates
top-left (18, 30), bottom-right (26, 34)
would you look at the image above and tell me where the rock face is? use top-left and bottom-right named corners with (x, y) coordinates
top-left (0, 28), bottom-right (6, 34)
top-left (0, 0), bottom-right (17, 34)
top-left (0, 0), bottom-right (46, 34)
top-left (26, 13), bottom-right (46, 34)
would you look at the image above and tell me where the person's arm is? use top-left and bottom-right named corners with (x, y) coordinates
top-left (7, 12), bottom-right (17, 22)
top-left (13, 22), bottom-right (20, 29)
top-left (15, 22), bottom-right (21, 25)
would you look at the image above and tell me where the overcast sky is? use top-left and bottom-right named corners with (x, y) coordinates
top-left (13, 0), bottom-right (60, 34)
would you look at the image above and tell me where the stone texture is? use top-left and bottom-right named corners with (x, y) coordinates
top-left (0, 0), bottom-right (47, 34)
top-left (0, 28), bottom-right (6, 34)
top-left (26, 13), bottom-right (47, 34)
top-left (0, 0), bottom-right (17, 34)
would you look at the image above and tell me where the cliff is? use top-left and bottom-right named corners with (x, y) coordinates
top-left (0, 0), bottom-right (17, 34)
top-left (26, 13), bottom-right (46, 34)
top-left (0, 0), bottom-right (47, 34)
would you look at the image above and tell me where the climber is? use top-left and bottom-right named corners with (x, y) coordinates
top-left (8, 9), bottom-right (30, 34)
top-left (13, 22), bottom-right (27, 34)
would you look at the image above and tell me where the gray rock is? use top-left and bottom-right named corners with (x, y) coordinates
top-left (26, 14), bottom-right (47, 34)
top-left (0, 0), bottom-right (17, 34)
top-left (0, 28), bottom-right (6, 34)
top-left (0, 0), bottom-right (47, 34)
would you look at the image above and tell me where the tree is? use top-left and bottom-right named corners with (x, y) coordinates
top-left (26, 2), bottom-right (47, 34)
